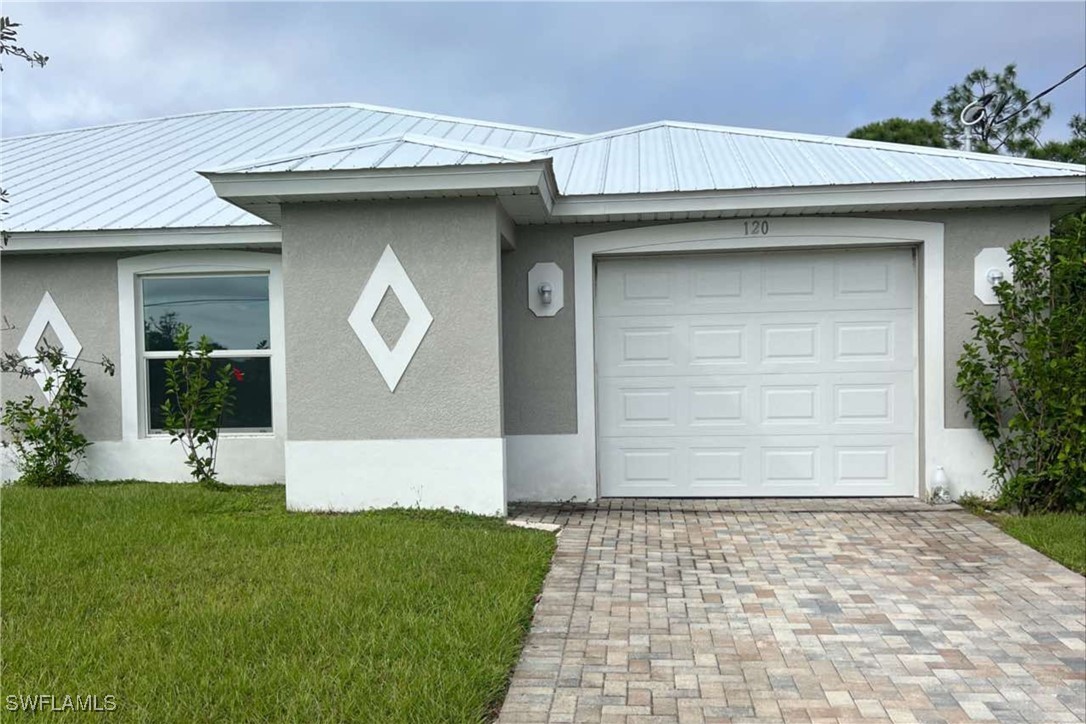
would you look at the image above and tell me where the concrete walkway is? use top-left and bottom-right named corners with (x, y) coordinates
top-left (499, 500), bottom-right (1085, 723)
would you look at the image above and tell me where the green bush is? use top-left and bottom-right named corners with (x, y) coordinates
top-left (0, 343), bottom-right (114, 486)
top-left (160, 325), bottom-right (238, 486)
top-left (956, 214), bottom-right (1086, 512)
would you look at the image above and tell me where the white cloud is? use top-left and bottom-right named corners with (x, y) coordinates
top-left (1, 2), bottom-right (1083, 141)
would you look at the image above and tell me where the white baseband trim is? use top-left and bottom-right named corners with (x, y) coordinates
top-left (1, 436), bottom-right (284, 485)
top-left (505, 433), bottom-right (593, 502)
top-left (285, 438), bottom-right (507, 516)
top-left (930, 428), bottom-right (998, 499)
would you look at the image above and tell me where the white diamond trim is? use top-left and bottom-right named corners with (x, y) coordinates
top-left (348, 245), bottom-right (433, 392)
top-left (17, 292), bottom-right (83, 402)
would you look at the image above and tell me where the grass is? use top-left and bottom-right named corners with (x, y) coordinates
top-left (0, 483), bottom-right (556, 722)
top-left (957, 494), bottom-right (1086, 575)
top-left (996, 513), bottom-right (1086, 575)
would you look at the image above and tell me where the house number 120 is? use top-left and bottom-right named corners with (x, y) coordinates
top-left (743, 220), bottom-right (770, 235)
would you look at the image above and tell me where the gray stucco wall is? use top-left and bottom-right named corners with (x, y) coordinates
top-left (900, 208), bottom-right (1050, 427)
top-left (500, 208), bottom-right (1051, 435)
top-left (281, 198), bottom-right (505, 440)
top-left (0, 252), bottom-right (124, 441)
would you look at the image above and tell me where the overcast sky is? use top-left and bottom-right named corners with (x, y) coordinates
top-left (3, 2), bottom-right (1084, 141)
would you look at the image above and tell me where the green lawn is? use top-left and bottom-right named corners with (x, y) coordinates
top-left (996, 512), bottom-right (1086, 575)
top-left (0, 483), bottom-right (555, 722)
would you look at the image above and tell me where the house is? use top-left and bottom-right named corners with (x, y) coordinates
top-left (2, 103), bottom-right (1084, 515)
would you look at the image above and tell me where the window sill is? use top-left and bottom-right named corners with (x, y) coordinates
top-left (143, 432), bottom-right (277, 440)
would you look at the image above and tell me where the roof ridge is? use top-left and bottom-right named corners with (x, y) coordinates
top-left (657, 120), bottom-right (1086, 171)
top-left (4, 102), bottom-right (582, 142)
top-left (343, 102), bottom-right (581, 139)
top-left (529, 121), bottom-right (669, 151)
top-left (533, 119), bottom-right (1086, 172)
top-left (203, 133), bottom-right (544, 174)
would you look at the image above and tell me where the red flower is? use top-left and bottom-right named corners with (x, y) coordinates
top-left (232, 368), bottom-right (245, 382)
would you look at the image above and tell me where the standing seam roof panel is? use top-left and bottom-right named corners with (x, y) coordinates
top-left (11, 110), bottom-right (284, 228)
top-left (668, 127), bottom-right (715, 192)
top-left (72, 108), bottom-right (344, 229)
top-left (637, 125), bottom-right (677, 193)
top-left (603, 132), bottom-right (640, 195)
top-left (75, 108), bottom-right (337, 229)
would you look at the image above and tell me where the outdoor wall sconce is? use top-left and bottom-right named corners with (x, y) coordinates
top-left (527, 262), bottom-right (564, 317)
top-left (974, 247), bottom-right (1012, 305)
top-left (538, 282), bottom-right (553, 306)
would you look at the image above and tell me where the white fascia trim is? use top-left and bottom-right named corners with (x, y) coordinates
top-left (202, 161), bottom-right (555, 202)
top-left (551, 177), bottom-right (1086, 218)
top-left (1, 226), bottom-right (280, 253)
top-left (117, 250), bottom-right (287, 442)
top-left (572, 217), bottom-right (945, 500)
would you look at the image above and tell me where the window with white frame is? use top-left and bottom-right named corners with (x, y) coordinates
top-left (139, 273), bottom-right (273, 432)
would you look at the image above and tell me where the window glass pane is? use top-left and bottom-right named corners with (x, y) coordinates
top-left (147, 357), bottom-right (272, 432)
top-left (143, 275), bottom-right (270, 351)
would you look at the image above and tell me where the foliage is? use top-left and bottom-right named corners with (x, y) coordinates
top-left (931, 64), bottom-right (1051, 155)
top-left (1, 483), bottom-right (556, 722)
top-left (846, 117), bottom-right (947, 148)
top-left (160, 325), bottom-right (239, 486)
top-left (850, 64), bottom-right (1083, 162)
top-left (0, 343), bottom-right (115, 487)
top-left (955, 491), bottom-right (1007, 515)
top-left (956, 216), bottom-right (1086, 512)
top-left (0, 16), bottom-right (48, 69)
top-left (1030, 114), bottom-right (1086, 165)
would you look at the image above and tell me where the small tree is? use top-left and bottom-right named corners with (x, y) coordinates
top-left (161, 325), bottom-right (241, 486)
top-left (0, 16), bottom-right (48, 245)
top-left (1, 343), bottom-right (115, 486)
top-left (931, 64), bottom-right (1051, 155)
top-left (956, 215), bottom-right (1086, 512)
top-left (1030, 114), bottom-right (1086, 165)
top-left (847, 118), bottom-right (947, 148)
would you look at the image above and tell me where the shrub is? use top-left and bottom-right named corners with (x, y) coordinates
top-left (956, 214), bottom-right (1086, 512)
top-left (160, 325), bottom-right (239, 486)
top-left (0, 343), bottom-right (114, 486)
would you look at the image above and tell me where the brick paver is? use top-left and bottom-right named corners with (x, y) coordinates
top-left (500, 499), bottom-right (1086, 723)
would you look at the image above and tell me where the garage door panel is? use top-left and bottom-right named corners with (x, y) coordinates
top-left (596, 247), bottom-right (917, 498)
top-left (598, 372), bottom-right (912, 437)
top-left (596, 249), bottom-right (913, 318)
top-left (600, 435), bottom-right (914, 497)
top-left (596, 310), bottom-right (912, 377)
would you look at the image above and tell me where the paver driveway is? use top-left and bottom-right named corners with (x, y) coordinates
top-left (501, 500), bottom-right (1086, 723)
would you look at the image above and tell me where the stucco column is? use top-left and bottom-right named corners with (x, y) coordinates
top-left (279, 198), bottom-right (507, 515)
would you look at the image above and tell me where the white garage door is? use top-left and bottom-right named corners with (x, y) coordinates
top-left (595, 247), bottom-right (916, 497)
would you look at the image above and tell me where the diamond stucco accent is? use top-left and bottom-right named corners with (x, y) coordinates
top-left (17, 292), bottom-right (83, 402)
top-left (348, 245), bottom-right (433, 392)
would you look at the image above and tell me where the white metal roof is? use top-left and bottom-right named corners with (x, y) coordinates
top-left (0, 103), bottom-right (577, 232)
top-left (2, 106), bottom-right (1082, 233)
top-left (210, 134), bottom-right (546, 174)
top-left (536, 121), bottom-right (1086, 196)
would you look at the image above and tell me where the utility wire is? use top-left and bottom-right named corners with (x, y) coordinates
top-left (992, 61), bottom-right (1086, 126)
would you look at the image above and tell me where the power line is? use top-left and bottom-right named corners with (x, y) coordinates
top-left (993, 62), bottom-right (1086, 126)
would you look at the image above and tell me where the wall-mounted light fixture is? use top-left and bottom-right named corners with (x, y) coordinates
top-left (528, 263), bottom-right (564, 317)
top-left (974, 247), bottom-right (1012, 305)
